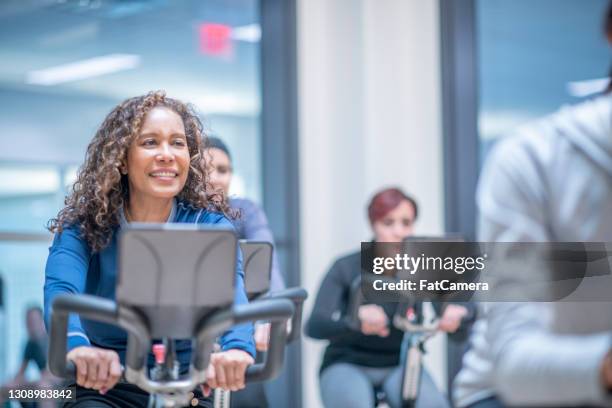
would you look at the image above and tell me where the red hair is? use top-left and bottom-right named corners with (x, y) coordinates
top-left (367, 187), bottom-right (418, 225)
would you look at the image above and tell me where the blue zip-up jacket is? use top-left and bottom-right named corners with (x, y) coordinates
top-left (44, 200), bottom-right (255, 372)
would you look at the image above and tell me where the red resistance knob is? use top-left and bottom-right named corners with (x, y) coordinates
top-left (152, 344), bottom-right (166, 365)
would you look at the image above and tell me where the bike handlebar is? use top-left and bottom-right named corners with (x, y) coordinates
top-left (346, 277), bottom-right (442, 334)
top-left (263, 287), bottom-right (308, 343)
top-left (48, 294), bottom-right (120, 378)
top-left (392, 315), bottom-right (439, 333)
top-left (49, 294), bottom-right (294, 388)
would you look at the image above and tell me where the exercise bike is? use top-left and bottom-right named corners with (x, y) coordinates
top-left (347, 277), bottom-right (439, 408)
top-left (213, 241), bottom-right (308, 408)
top-left (48, 225), bottom-right (300, 408)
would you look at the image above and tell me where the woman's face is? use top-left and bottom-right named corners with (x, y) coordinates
top-left (207, 147), bottom-right (233, 195)
top-left (125, 106), bottom-right (190, 202)
top-left (372, 200), bottom-right (416, 242)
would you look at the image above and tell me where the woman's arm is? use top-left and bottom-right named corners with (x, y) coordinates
top-left (218, 245), bottom-right (256, 357)
top-left (44, 226), bottom-right (92, 351)
top-left (306, 259), bottom-right (354, 340)
top-left (44, 226), bottom-right (123, 393)
top-left (434, 301), bottom-right (476, 337)
top-left (202, 215), bottom-right (256, 393)
top-left (212, 215), bottom-right (256, 357)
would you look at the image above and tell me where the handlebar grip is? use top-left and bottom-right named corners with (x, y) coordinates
top-left (244, 316), bottom-right (287, 382)
top-left (193, 298), bottom-right (293, 382)
top-left (265, 287), bottom-right (308, 343)
top-left (48, 294), bottom-right (119, 379)
top-left (234, 298), bottom-right (294, 383)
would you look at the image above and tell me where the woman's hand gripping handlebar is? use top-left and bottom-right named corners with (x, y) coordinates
top-left (49, 293), bottom-right (294, 401)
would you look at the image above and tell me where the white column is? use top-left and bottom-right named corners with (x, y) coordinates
top-left (298, 1), bottom-right (444, 406)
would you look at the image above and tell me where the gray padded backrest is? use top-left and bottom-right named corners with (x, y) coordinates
top-left (116, 224), bottom-right (237, 337)
top-left (240, 241), bottom-right (272, 299)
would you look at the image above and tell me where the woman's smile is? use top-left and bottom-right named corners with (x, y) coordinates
top-left (148, 168), bottom-right (180, 182)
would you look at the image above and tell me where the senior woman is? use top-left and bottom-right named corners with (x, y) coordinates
top-left (44, 91), bottom-right (254, 407)
top-left (306, 187), bottom-right (469, 408)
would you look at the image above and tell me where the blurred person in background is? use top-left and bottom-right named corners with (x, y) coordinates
top-left (204, 136), bottom-right (285, 408)
top-left (306, 187), bottom-right (471, 408)
top-left (453, 3), bottom-right (612, 407)
top-left (44, 91), bottom-right (255, 408)
top-left (2, 306), bottom-right (56, 408)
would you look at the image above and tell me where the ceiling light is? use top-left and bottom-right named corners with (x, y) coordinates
top-left (231, 24), bottom-right (261, 43)
top-left (26, 53), bottom-right (140, 86)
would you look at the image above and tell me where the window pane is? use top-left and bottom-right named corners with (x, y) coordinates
top-left (476, 0), bottom-right (610, 162)
top-left (0, 241), bottom-right (50, 381)
top-left (0, 0), bottom-right (262, 201)
top-left (0, 164), bottom-right (64, 233)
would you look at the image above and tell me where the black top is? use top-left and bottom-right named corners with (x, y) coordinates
top-left (306, 250), bottom-right (405, 373)
top-left (23, 337), bottom-right (47, 371)
top-left (306, 248), bottom-right (477, 374)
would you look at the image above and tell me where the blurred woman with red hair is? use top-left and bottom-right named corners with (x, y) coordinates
top-left (306, 187), bottom-right (467, 408)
